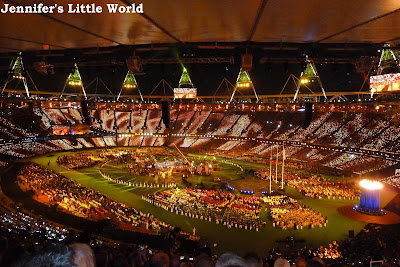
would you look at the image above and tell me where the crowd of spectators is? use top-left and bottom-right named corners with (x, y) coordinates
top-left (0, 204), bottom-right (166, 267)
top-left (144, 188), bottom-right (264, 230)
top-left (286, 176), bottom-right (358, 200)
top-left (0, 116), bottom-right (29, 140)
top-left (211, 114), bottom-right (241, 136)
top-left (0, 105), bottom-right (399, 176)
top-left (18, 164), bottom-right (171, 232)
top-left (0, 204), bottom-right (69, 243)
top-left (172, 111), bottom-right (196, 134)
top-left (316, 241), bottom-right (342, 260)
top-left (339, 223), bottom-right (400, 266)
top-left (0, 213), bottom-right (397, 267)
top-left (144, 189), bottom-right (227, 224)
top-left (99, 167), bottom-right (176, 189)
top-left (266, 195), bottom-right (327, 230)
top-left (0, 140), bottom-right (58, 158)
top-left (382, 174), bottom-right (400, 190)
top-left (227, 114), bottom-right (252, 137)
top-left (144, 188), bottom-right (327, 231)
top-left (0, 192), bottom-right (397, 267)
top-left (1, 105), bottom-right (400, 266)
top-left (255, 168), bottom-right (359, 199)
top-left (216, 140), bottom-right (242, 151)
top-left (0, 232), bottom-right (341, 267)
top-left (215, 195), bottom-right (262, 230)
top-left (57, 152), bottom-right (105, 169)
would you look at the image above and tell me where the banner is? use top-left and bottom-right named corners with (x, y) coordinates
top-left (174, 88), bottom-right (197, 99)
top-left (370, 73), bottom-right (400, 93)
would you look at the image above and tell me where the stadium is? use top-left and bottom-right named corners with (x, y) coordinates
top-left (1, 1), bottom-right (400, 266)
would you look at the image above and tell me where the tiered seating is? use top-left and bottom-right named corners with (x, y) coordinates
top-left (153, 137), bottom-right (167, 146)
top-left (130, 110), bottom-right (147, 133)
top-left (89, 109), bottom-right (102, 128)
top-left (91, 137), bottom-right (106, 147)
top-left (197, 112), bottom-right (225, 135)
top-left (189, 138), bottom-right (209, 148)
top-left (144, 110), bottom-right (163, 134)
top-left (60, 108), bottom-right (82, 124)
top-left (186, 110), bottom-right (211, 134)
top-left (142, 136), bottom-right (157, 147)
top-left (0, 104), bottom-right (398, 174)
top-left (268, 112), bottom-right (303, 140)
top-left (77, 137), bottom-right (95, 148)
top-left (308, 113), bottom-right (344, 144)
top-left (0, 117), bottom-right (28, 140)
top-left (180, 137), bottom-right (197, 148)
top-left (216, 140), bottom-right (240, 151)
top-left (157, 109), bottom-right (178, 134)
top-left (0, 204), bottom-right (69, 241)
top-left (382, 174), bottom-right (400, 189)
top-left (103, 136), bottom-right (116, 147)
top-left (241, 113), bottom-right (265, 138)
top-left (116, 136), bottom-right (130, 147)
top-left (33, 107), bottom-right (52, 129)
top-left (99, 110), bottom-right (115, 132)
top-left (171, 111), bottom-right (195, 133)
top-left (168, 137), bottom-right (184, 147)
top-left (288, 112), bottom-right (331, 141)
top-left (19, 164), bottom-right (171, 231)
top-left (213, 113), bottom-right (240, 136)
top-left (128, 136), bottom-right (142, 146)
top-left (330, 113), bottom-right (366, 147)
top-left (0, 141), bottom-right (58, 157)
top-left (115, 111), bottom-right (131, 133)
top-left (362, 124), bottom-right (398, 151)
top-left (338, 157), bottom-right (396, 174)
top-left (346, 114), bottom-right (386, 147)
top-left (43, 108), bottom-right (68, 125)
top-left (48, 139), bottom-right (73, 150)
top-left (62, 139), bottom-right (84, 149)
top-left (227, 114), bottom-right (252, 136)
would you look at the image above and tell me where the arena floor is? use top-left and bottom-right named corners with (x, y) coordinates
top-left (338, 206), bottom-right (400, 225)
top-left (24, 149), bottom-right (398, 254)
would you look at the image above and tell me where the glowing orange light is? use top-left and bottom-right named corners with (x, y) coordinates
top-left (359, 179), bottom-right (383, 190)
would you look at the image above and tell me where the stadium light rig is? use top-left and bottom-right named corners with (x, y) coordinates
top-left (229, 69), bottom-right (259, 103)
top-left (1, 53), bottom-right (30, 98)
top-left (11, 55), bottom-right (24, 79)
top-left (123, 70), bottom-right (138, 89)
top-left (178, 67), bottom-right (194, 88)
top-left (61, 63), bottom-right (86, 99)
top-left (117, 70), bottom-right (143, 102)
top-left (67, 64), bottom-right (83, 86)
top-left (236, 69), bottom-right (253, 88)
top-left (378, 44), bottom-right (398, 74)
top-left (370, 44), bottom-right (400, 97)
top-left (293, 55), bottom-right (327, 102)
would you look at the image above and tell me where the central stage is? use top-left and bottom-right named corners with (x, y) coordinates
top-left (338, 205), bottom-right (400, 225)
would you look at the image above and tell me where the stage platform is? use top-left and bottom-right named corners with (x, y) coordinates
top-left (338, 205), bottom-right (400, 225)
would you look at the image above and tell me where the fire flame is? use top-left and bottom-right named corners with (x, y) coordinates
top-left (359, 179), bottom-right (383, 190)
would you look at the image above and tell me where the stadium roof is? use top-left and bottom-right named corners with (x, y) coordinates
top-left (1, 0), bottom-right (400, 53)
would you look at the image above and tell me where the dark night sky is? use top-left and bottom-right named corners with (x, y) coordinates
top-left (1, 49), bottom-right (368, 97)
